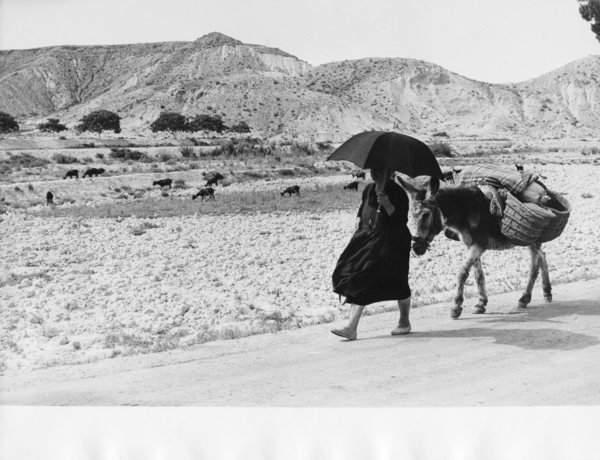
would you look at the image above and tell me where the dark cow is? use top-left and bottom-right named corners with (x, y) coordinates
top-left (281, 185), bottom-right (300, 197)
top-left (82, 168), bottom-right (106, 178)
top-left (205, 173), bottom-right (225, 187)
top-left (192, 187), bottom-right (215, 201)
top-left (352, 171), bottom-right (366, 180)
top-left (515, 164), bottom-right (524, 173)
top-left (64, 169), bottom-right (79, 180)
top-left (153, 178), bottom-right (172, 189)
top-left (344, 181), bottom-right (359, 191)
top-left (46, 191), bottom-right (53, 205)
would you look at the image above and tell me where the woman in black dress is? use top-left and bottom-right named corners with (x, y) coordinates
top-left (331, 168), bottom-right (412, 340)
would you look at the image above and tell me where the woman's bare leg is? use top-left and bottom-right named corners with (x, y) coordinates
top-left (391, 296), bottom-right (411, 335)
top-left (331, 304), bottom-right (365, 340)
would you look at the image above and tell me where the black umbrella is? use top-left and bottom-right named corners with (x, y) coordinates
top-left (327, 131), bottom-right (443, 179)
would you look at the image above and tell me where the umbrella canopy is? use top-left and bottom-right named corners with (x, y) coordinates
top-left (327, 131), bottom-right (443, 179)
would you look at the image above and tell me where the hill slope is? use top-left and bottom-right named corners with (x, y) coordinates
top-left (1, 32), bottom-right (599, 140)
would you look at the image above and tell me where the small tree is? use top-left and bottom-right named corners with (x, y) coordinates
top-left (76, 110), bottom-right (121, 138)
top-left (188, 114), bottom-right (227, 133)
top-left (38, 118), bottom-right (67, 133)
top-left (229, 121), bottom-right (251, 134)
top-left (150, 111), bottom-right (188, 136)
top-left (578, 0), bottom-right (600, 41)
top-left (0, 111), bottom-right (19, 134)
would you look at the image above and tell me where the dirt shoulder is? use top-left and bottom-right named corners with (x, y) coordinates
top-left (2, 279), bottom-right (600, 406)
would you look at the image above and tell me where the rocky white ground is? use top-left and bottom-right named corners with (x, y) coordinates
top-left (1, 162), bottom-right (599, 374)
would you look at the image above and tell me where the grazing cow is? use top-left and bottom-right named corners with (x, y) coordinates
top-left (281, 185), bottom-right (300, 197)
top-left (192, 187), bottom-right (215, 201)
top-left (515, 164), bottom-right (524, 173)
top-left (64, 169), bottom-right (79, 180)
top-left (153, 178), bottom-right (172, 189)
top-left (352, 171), bottom-right (366, 180)
top-left (344, 181), bottom-right (359, 191)
top-left (46, 191), bottom-right (53, 205)
top-left (205, 172), bottom-right (225, 187)
top-left (82, 167), bottom-right (105, 178)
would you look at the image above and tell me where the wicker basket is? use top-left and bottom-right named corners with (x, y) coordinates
top-left (538, 191), bottom-right (571, 243)
top-left (501, 192), bottom-right (555, 246)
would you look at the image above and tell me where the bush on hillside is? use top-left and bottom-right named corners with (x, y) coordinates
top-left (38, 118), bottom-right (67, 133)
top-left (76, 110), bottom-right (121, 138)
top-left (150, 111), bottom-right (188, 135)
top-left (0, 112), bottom-right (19, 134)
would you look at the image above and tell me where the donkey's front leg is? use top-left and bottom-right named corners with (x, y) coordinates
top-left (512, 244), bottom-right (540, 313)
top-left (452, 245), bottom-right (483, 319)
top-left (472, 257), bottom-right (488, 314)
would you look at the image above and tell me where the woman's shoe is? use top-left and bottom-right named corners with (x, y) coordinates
top-left (391, 325), bottom-right (411, 335)
top-left (331, 327), bottom-right (357, 340)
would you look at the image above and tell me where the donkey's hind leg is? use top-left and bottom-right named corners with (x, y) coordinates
top-left (512, 244), bottom-right (540, 313)
top-left (536, 245), bottom-right (552, 302)
top-left (472, 257), bottom-right (488, 314)
top-left (452, 245), bottom-right (483, 319)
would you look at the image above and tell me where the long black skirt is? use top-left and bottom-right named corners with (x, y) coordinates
top-left (332, 229), bottom-right (411, 306)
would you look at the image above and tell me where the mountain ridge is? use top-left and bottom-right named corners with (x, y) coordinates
top-left (1, 32), bottom-right (599, 141)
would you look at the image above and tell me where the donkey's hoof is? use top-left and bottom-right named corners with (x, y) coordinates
top-left (544, 294), bottom-right (553, 303)
top-left (472, 305), bottom-right (486, 314)
top-left (450, 306), bottom-right (463, 319)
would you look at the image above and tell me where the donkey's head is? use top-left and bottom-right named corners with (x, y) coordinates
top-left (394, 174), bottom-right (444, 256)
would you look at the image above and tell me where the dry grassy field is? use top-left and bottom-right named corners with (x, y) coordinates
top-left (1, 135), bottom-right (600, 374)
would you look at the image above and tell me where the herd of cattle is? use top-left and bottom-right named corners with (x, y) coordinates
top-left (45, 163), bottom-right (526, 206)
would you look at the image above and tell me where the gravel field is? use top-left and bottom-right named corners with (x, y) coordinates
top-left (1, 161), bottom-right (599, 373)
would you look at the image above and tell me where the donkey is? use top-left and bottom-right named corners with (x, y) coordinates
top-left (394, 174), bottom-right (552, 319)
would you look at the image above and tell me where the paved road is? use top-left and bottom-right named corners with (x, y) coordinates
top-left (2, 279), bottom-right (600, 406)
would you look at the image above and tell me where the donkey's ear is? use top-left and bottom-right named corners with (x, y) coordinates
top-left (393, 172), bottom-right (421, 196)
top-left (427, 177), bottom-right (440, 199)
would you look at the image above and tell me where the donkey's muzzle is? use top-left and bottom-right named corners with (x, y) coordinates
top-left (412, 237), bottom-right (429, 256)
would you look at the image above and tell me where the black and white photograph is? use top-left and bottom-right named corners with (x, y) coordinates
top-left (2, 0), bottom-right (600, 458)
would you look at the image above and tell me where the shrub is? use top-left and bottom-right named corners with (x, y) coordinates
top-left (38, 118), bottom-right (67, 133)
top-left (0, 153), bottom-right (50, 169)
top-left (96, 152), bottom-right (105, 160)
top-left (179, 145), bottom-right (196, 158)
top-left (52, 153), bottom-right (78, 164)
top-left (429, 141), bottom-right (454, 157)
top-left (229, 121), bottom-right (251, 133)
top-left (0, 112), bottom-right (19, 133)
top-left (290, 142), bottom-right (316, 156)
top-left (150, 111), bottom-right (188, 134)
top-left (156, 151), bottom-right (174, 162)
top-left (109, 148), bottom-right (150, 162)
top-left (75, 110), bottom-right (121, 138)
top-left (187, 114), bottom-right (227, 133)
top-left (432, 131), bottom-right (449, 137)
top-left (581, 147), bottom-right (600, 156)
top-left (173, 179), bottom-right (186, 189)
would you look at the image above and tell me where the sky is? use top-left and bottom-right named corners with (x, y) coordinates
top-left (0, 0), bottom-right (599, 83)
